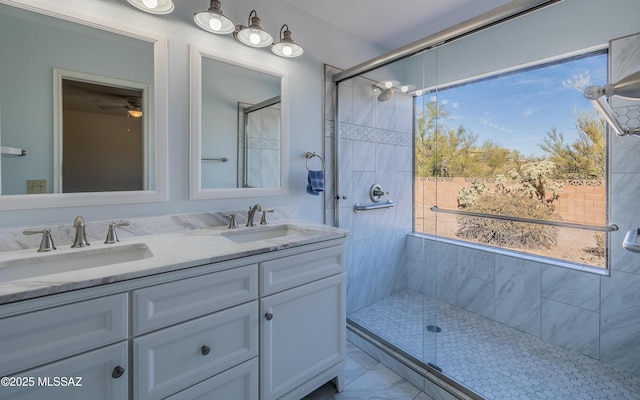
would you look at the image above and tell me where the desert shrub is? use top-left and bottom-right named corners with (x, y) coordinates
top-left (456, 161), bottom-right (562, 250)
top-left (456, 193), bottom-right (558, 249)
top-left (585, 232), bottom-right (606, 257)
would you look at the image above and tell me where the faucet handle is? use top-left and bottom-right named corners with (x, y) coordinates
top-left (260, 209), bottom-right (275, 225)
top-left (23, 229), bottom-right (56, 252)
top-left (105, 221), bottom-right (130, 244)
top-left (224, 214), bottom-right (238, 229)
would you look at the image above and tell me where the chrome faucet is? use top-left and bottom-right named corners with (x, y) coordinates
top-left (23, 228), bottom-right (56, 252)
top-left (71, 216), bottom-right (90, 248)
top-left (246, 204), bottom-right (262, 227)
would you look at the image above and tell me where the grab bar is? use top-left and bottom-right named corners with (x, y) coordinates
top-left (431, 206), bottom-right (618, 232)
top-left (354, 200), bottom-right (395, 213)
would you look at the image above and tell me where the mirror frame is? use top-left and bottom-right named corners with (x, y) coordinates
top-left (189, 44), bottom-right (289, 199)
top-left (0, 0), bottom-right (168, 210)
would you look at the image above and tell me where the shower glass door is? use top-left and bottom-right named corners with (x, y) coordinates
top-left (331, 46), bottom-right (439, 371)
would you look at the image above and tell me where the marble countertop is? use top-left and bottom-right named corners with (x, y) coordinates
top-left (0, 220), bottom-right (348, 305)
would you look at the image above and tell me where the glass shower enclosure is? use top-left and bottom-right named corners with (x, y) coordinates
top-left (325, 0), bottom-right (640, 398)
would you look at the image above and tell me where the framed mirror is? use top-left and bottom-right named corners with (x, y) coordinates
top-left (0, 0), bottom-right (168, 209)
top-left (189, 44), bottom-right (289, 199)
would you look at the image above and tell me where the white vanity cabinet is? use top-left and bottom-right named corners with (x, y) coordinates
top-left (260, 245), bottom-right (346, 400)
top-left (0, 236), bottom-right (346, 400)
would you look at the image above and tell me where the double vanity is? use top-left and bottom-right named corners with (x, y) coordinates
top-left (0, 219), bottom-right (347, 400)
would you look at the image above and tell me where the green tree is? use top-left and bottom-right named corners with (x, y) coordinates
top-left (539, 111), bottom-right (606, 179)
top-left (416, 100), bottom-right (531, 178)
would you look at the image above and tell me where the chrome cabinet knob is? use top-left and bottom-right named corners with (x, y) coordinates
top-left (201, 345), bottom-right (211, 355)
top-left (265, 312), bottom-right (273, 321)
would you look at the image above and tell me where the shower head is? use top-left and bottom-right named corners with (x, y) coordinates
top-left (583, 70), bottom-right (640, 137)
top-left (372, 84), bottom-right (394, 102)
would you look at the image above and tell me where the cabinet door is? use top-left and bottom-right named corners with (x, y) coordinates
top-left (0, 342), bottom-right (128, 400)
top-left (260, 274), bottom-right (345, 400)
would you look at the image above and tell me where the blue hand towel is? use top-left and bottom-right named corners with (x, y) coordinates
top-left (306, 170), bottom-right (324, 196)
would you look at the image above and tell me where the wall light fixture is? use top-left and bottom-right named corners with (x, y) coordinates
top-left (272, 24), bottom-right (304, 58)
top-left (194, 0), bottom-right (235, 34)
top-left (235, 10), bottom-right (273, 48)
top-left (126, 0), bottom-right (174, 14)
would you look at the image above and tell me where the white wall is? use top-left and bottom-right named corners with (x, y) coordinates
top-left (0, 0), bottom-right (383, 228)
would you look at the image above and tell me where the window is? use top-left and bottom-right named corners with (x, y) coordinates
top-left (414, 51), bottom-right (609, 268)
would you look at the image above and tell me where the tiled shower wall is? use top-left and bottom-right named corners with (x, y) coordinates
top-left (407, 33), bottom-right (640, 377)
top-left (239, 105), bottom-right (281, 188)
top-left (323, 65), bottom-right (414, 314)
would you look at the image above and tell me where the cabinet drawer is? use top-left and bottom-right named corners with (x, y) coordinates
top-left (0, 293), bottom-right (128, 375)
top-left (0, 342), bottom-right (128, 400)
top-left (260, 245), bottom-right (344, 295)
top-left (134, 301), bottom-right (258, 400)
top-left (165, 358), bottom-right (258, 400)
top-left (133, 264), bottom-right (257, 334)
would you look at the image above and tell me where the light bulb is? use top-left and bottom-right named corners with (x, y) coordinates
top-left (384, 81), bottom-right (393, 89)
top-left (209, 17), bottom-right (222, 31)
top-left (282, 45), bottom-right (293, 56)
top-left (249, 32), bottom-right (261, 45)
top-left (142, 0), bottom-right (158, 9)
top-left (416, 90), bottom-right (423, 96)
top-left (401, 85), bottom-right (409, 92)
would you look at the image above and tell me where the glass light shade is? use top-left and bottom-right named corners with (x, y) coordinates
top-left (128, 110), bottom-right (143, 118)
top-left (194, 1), bottom-right (235, 34)
top-left (237, 27), bottom-right (273, 47)
top-left (127, 0), bottom-right (174, 14)
top-left (272, 42), bottom-right (303, 58)
top-left (236, 12), bottom-right (273, 47)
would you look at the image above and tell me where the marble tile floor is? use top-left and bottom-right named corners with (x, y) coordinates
top-left (348, 289), bottom-right (640, 400)
top-left (303, 341), bottom-right (434, 400)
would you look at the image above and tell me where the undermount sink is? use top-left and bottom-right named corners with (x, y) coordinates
top-left (0, 243), bottom-right (153, 283)
top-left (220, 225), bottom-right (304, 244)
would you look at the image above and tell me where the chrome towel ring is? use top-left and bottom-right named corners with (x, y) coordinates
top-left (305, 152), bottom-right (325, 171)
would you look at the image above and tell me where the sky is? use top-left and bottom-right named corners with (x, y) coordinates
top-left (417, 52), bottom-right (608, 158)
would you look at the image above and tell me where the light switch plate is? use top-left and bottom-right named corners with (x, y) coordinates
top-left (27, 179), bottom-right (46, 194)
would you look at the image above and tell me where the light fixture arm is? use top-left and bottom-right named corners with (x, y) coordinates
top-left (280, 24), bottom-right (289, 41)
top-left (584, 70), bottom-right (640, 137)
top-left (248, 10), bottom-right (258, 27)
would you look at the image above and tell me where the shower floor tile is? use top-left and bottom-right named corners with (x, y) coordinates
top-left (348, 289), bottom-right (640, 400)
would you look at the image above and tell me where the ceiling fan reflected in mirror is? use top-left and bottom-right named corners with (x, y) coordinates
top-left (98, 96), bottom-right (143, 118)
top-left (62, 79), bottom-right (144, 118)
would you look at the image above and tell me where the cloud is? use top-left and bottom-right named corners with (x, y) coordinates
top-left (482, 119), bottom-right (514, 134)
